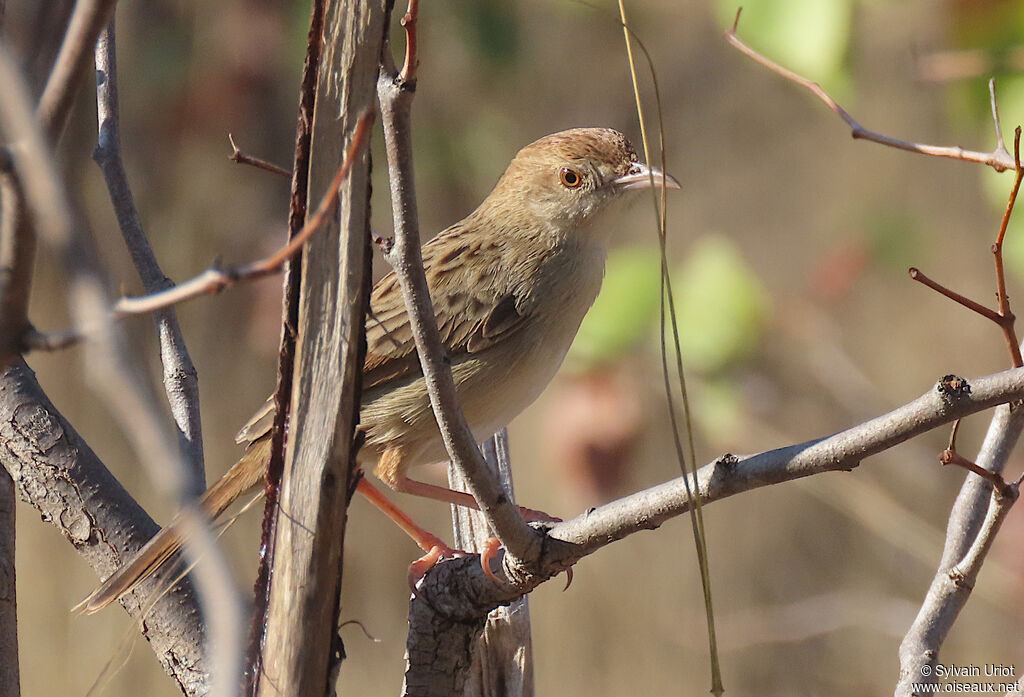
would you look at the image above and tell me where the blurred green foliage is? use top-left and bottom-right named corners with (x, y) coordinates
top-left (568, 246), bottom-right (663, 371)
top-left (714, 0), bottom-right (853, 94)
top-left (673, 234), bottom-right (771, 375)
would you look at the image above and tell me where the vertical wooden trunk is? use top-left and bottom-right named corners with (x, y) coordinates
top-left (255, 2), bottom-right (385, 695)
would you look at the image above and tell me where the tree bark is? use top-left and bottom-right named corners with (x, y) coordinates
top-left (254, 1), bottom-right (384, 694)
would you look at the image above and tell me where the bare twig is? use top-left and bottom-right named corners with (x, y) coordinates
top-left (724, 9), bottom-right (1017, 172)
top-left (22, 113), bottom-right (373, 351)
top-left (908, 268), bottom-right (1004, 324)
top-left (228, 133), bottom-right (291, 178)
top-left (377, 0), bottom-right (539, 570)
top-left (398, 0), bottom-right (420, 83)
top-left (990, 129), bottom-right (1024, 367)
top-left (909, 129), bottom-right (1024, 369)
top-left (36, 0), bottom-right (117, 144)
top-left (939, 419), bottom-right (1013, 496)
top-left (94, 20), bottom-right (205, 487)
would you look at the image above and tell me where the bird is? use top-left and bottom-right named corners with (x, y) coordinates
top-left (77, 127), bottom-right (679, 613)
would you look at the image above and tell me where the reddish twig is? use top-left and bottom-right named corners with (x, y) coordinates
top-left (227, 133), bottom-right (291, 179)
top-left (909, 129), bottom-right (1024, 369)
top-left (939, 419), bottom-right (1015, 498)
top-left (723, 9), bottom-right (1016, 172)
top-left (991, 129), bottom-right (1024, 367)
top-left (907, 268), bottom-right (1003, 324)
top-left (24, 109), bottom-right (374, 351)
top-left (398, 0), bottom-right (420, 83)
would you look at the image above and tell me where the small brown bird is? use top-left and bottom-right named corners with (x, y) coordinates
top-left (79, 127), bottom-right (679, 612)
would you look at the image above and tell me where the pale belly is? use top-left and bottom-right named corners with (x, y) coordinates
top-left (359, 243), bottom-right (605, 472)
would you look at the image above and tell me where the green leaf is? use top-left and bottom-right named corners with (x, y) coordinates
top-left (672, 235), bottom-right (771, 375)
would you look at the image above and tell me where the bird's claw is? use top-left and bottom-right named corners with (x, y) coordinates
top-left (407, 543), bottom-right (462, 591)
top-left (480, 537), bottom-right (503, 584)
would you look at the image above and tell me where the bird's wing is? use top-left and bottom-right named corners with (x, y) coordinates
top-left (236, 228), bottom-right (529, 436)
top-left (235, 397), bottom-right (276, 445)
top-left (364, 231), bottom-right (528, 391)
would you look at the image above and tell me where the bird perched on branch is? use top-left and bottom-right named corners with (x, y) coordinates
top-left (78, 127), bottom-right (679, 613)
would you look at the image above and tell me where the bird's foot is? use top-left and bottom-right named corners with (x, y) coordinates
top-left (407, 542), bottom-right (463, 590)
top-left (478, 536), bottom-right (574, 590)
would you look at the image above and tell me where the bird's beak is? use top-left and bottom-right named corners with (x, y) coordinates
top-left (613, 162), bottom-right (681, 192)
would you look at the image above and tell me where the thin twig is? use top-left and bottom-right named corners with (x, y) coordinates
top-left (36, 0), bottom-right (117, 144)
top-left (398, 0), bottom-right (420, 83)
top-left (909, 129), bottom-right (1024, 369)
top-left (377, 2), bottom-right (540, 567)
top-left (23, 111), bottom-right (374, 350)
top-left (724, 9), bottom-right (1017, 173)
top-left (94, 20), bottom-right (206, 486)
top-left (228, 134), bottom-right (291, 179)
top-left (991, 129), bottom-right (1024, 367)
top-left (939, 419), bottom-right (1013, 496)
top-left (908, 268), bottom-right (1004, 324)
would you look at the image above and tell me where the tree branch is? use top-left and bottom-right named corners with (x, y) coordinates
top-left (723, 10), bottom-right (1016, 172)
top-left (405, 368), bottom-right (1024, 695)
top-left (36, 0), bottom-right (117, 144)
top-left (0, 359), bottom-right (207, 695)
top-left (0, 465), bottom-right (17, 697)
top-left (94, 20), bottom-right (205, 487)
top-left (246, 0), bottom-right (326, 689)
top-left (253, 0), bottom-right (384, 691)
top-left (897, 402), bottom-right (1024, 695)
top-left (377, 2), bottom-right (540, 570)
top-left (449, 429), bottom-right (534, 697)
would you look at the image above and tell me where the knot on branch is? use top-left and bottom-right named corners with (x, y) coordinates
top-left (937, 375), bottom-right (971, 403)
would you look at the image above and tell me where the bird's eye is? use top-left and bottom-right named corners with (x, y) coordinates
top-left (559, 167), bottom-right (583, 188)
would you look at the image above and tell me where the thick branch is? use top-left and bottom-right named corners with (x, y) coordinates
top-left (246, 0), bottom-right (326, 688)
top-left (0, 359), bottom-right (207, 695)
top-left (406, 368), bottom-right (1024, 695)
top-left (0, 465), bottom-right (16, 697)
top-left (449, 430), bottom-right (534, 697)
top-left (254, 1), bottom-right (384, 693)
top-left (94, 20), bottom-right (205, 487)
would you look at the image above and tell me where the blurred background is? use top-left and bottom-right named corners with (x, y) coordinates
top-left (4, 0), bottom-right (1024, 694)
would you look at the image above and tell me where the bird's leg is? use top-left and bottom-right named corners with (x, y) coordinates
top-left (391, 476), bottom-right (562, 523)
top-left (355, 478), bottom-right (460, 588)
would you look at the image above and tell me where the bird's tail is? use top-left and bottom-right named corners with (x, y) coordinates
top-left (74, 438), bottom-right (271, 615)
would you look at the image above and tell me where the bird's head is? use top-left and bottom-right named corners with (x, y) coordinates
top-left (480, 127), bottom-right (680, 233)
